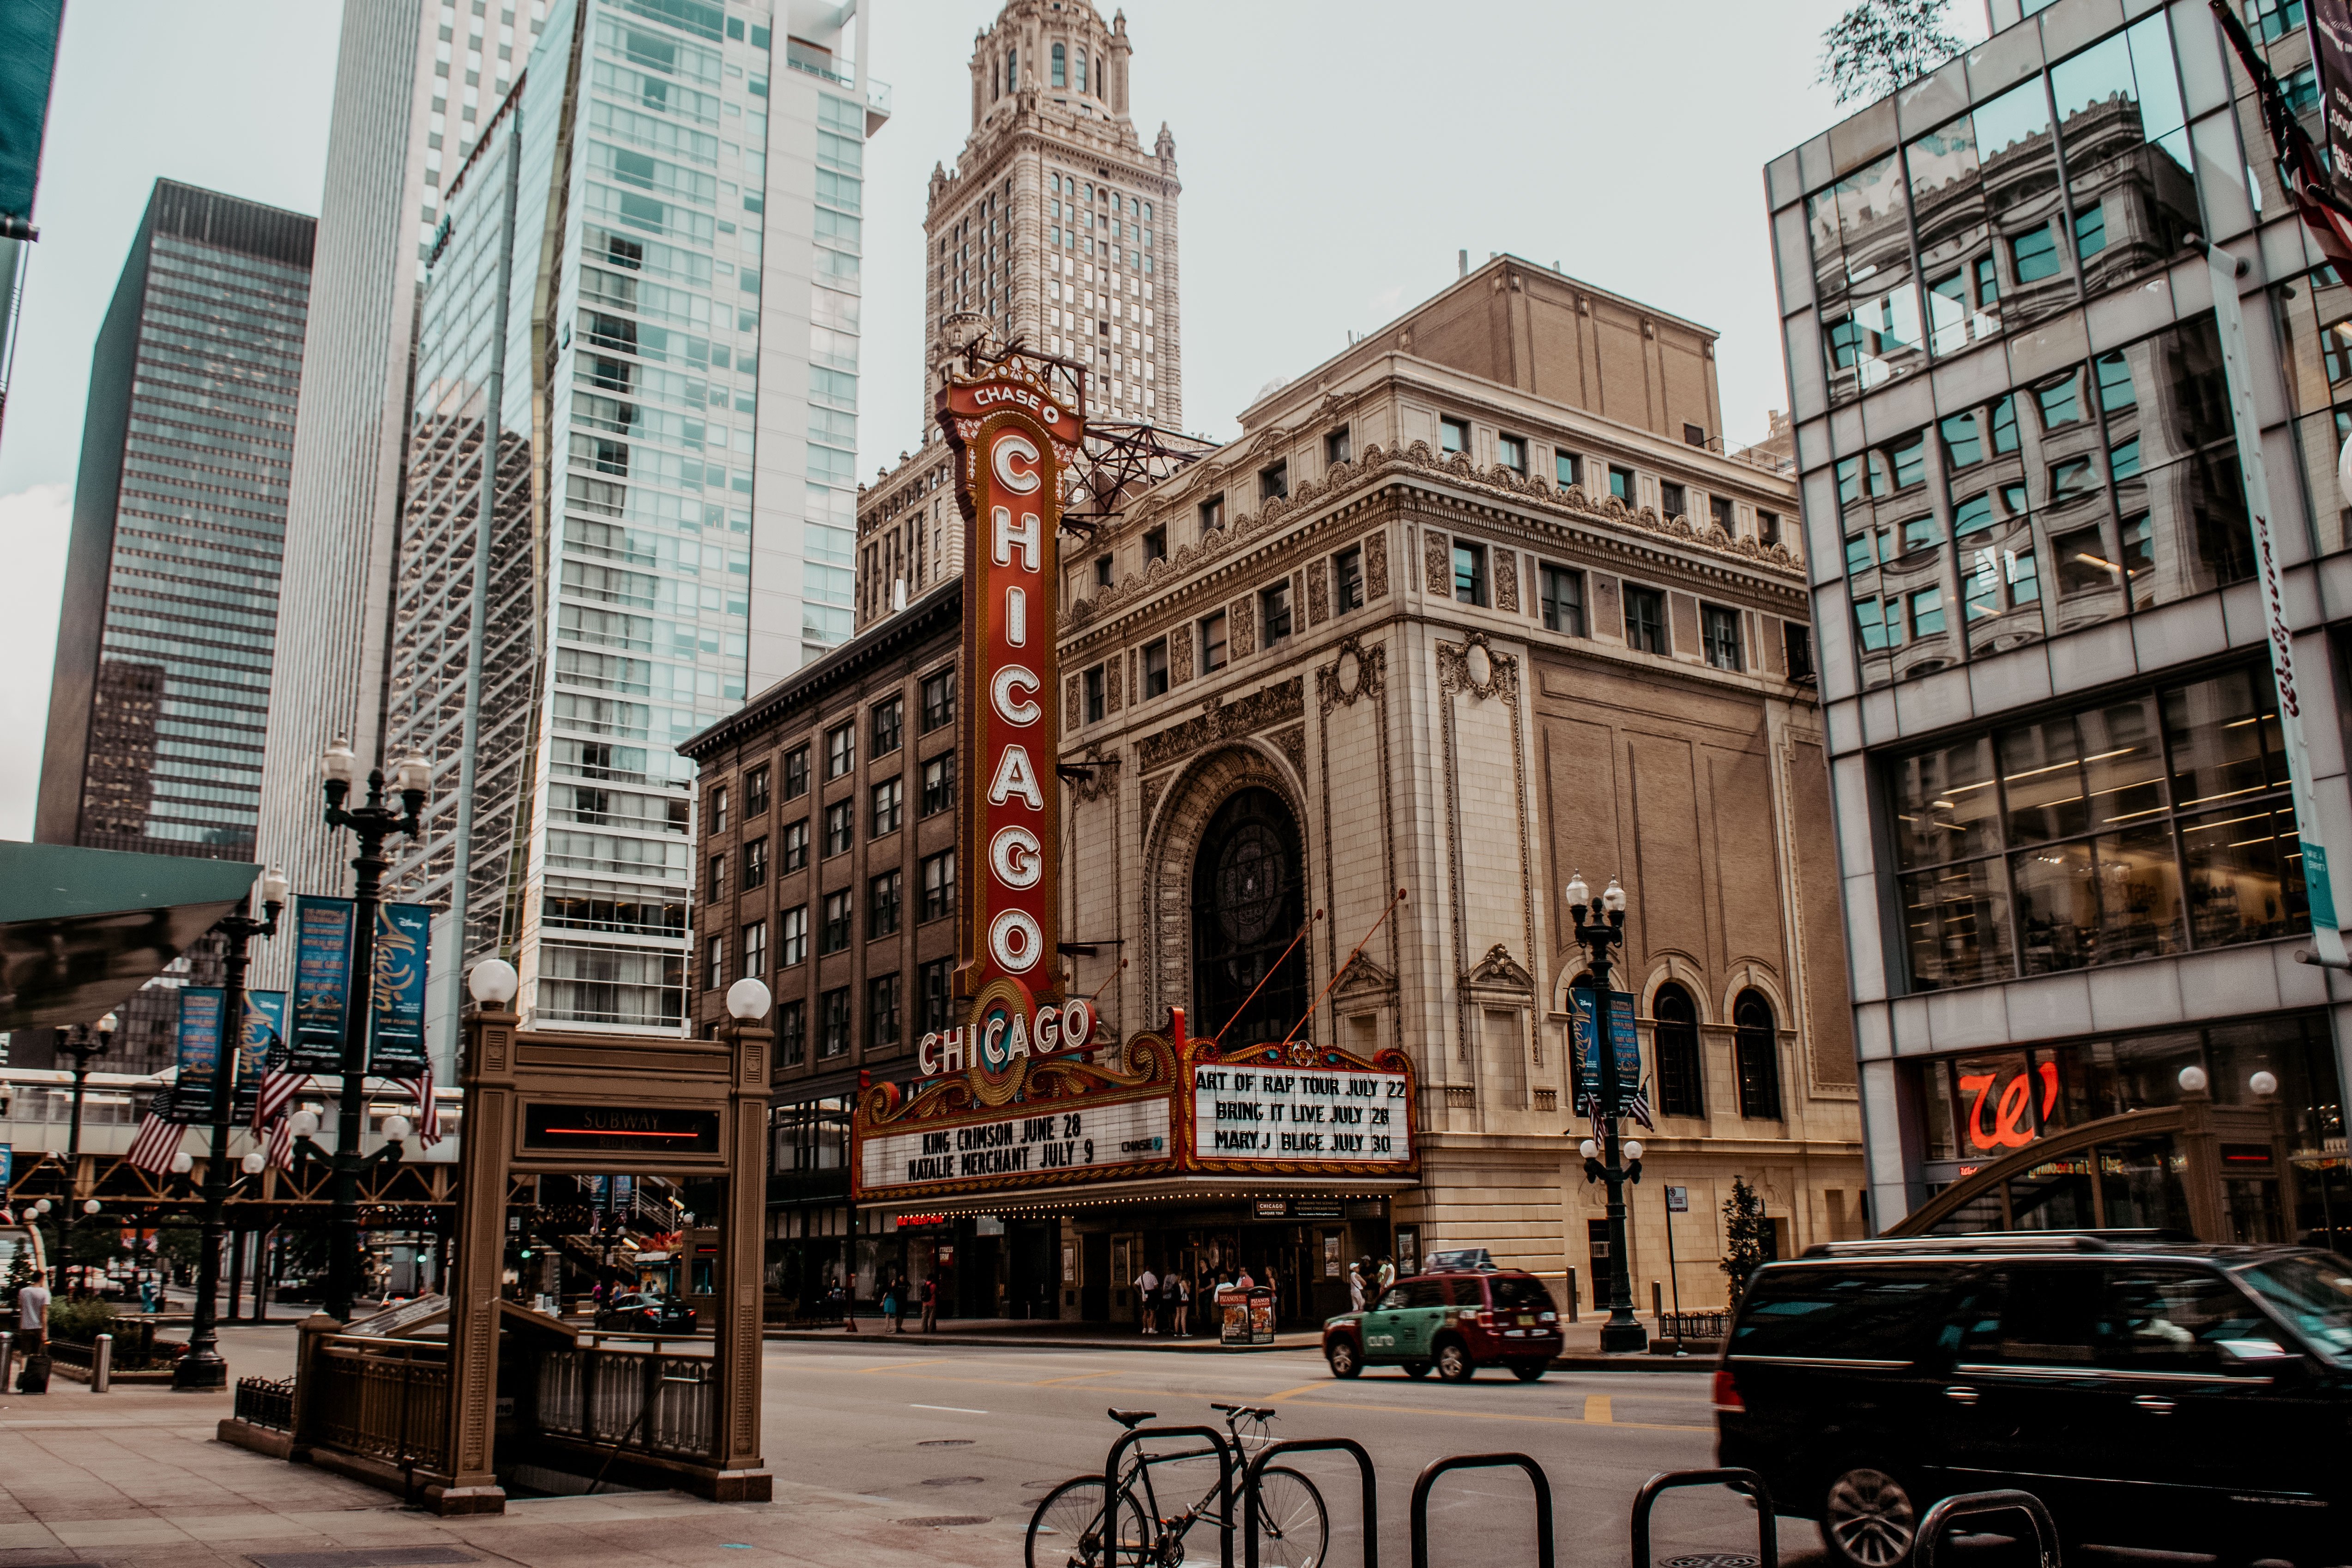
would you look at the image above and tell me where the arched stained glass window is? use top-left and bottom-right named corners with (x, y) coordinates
top-left (1735, 990), bottom-right (1783, 1120)
top-left (1654, 983), bottom-right (1703, 1119)
top-left (1191, 787), bottom-right (1308, 1048)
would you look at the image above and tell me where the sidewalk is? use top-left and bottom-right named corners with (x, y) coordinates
top-left (0, 1330), bottom-right (1028, 1568)
top-left (766, 1313), bottom-right (1719, 1369)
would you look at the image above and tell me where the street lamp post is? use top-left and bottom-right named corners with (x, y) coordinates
top-left (173, 871), bottom-right (287, 1389)
top-left (58, 1012), bottom-right (116, 1290)
top-left (317, 738), bottom-right (430, 1321)
top-left (1564, 871), bottom-right (1649, 1355)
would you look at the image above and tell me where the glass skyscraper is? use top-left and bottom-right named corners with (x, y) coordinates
top-left (385, 0), bottom-right (884, 1042)
top-left (36, 180), bottom-right (314, 861)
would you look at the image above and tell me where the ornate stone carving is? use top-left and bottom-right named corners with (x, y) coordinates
top-left (1171, 616), bottom-right (1195, 686)
top-left (1364, 529), bottom-right (1389, 600)
top-left (1494, 546), bottom-right (1520, 614)
top-left (1316, 636), bottom-right (1387, 715)
top-left (1435, 631), bottom-right (1517, 703)
top-left (1064, 673), bottom-right (1082, 730)
top-left (1229, 594), bottom-right (1256, 658)
top-left (1465, 942), bottom-right (1535, 990)
top-left (1066, 745), bottom-right (1122, 805)
top-left (1307, 560), bottom-right (1329, 626)
top-left (1423, 529), bottom-right (1451, 594)
top-left (1140, 772), bottom-right (1167, 827)
top-left (1134, 675), bottom-right (1306, 774)
top-left (1272, 723), bottom-right (1306, 779)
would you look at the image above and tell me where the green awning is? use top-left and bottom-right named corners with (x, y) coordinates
top-left (0, 842), bottom-right (258, 1029)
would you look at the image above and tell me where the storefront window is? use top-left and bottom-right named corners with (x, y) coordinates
top-left (1887, 664), bottom-right (2303, 990)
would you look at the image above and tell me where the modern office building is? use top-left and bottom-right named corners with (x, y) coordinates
top-left (257, 0), bottom-right (555, 945)
top-left (1768, 0), bottom-right (2352, 1246)
top-left (379, 0), bottom-right (888, 1043)
top-left (37, 180), bottom-right (314, 862)
top-left (852, 0), bottom-right (1179, 632)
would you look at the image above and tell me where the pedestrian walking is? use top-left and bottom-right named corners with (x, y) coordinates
top-left (882, 1276), bottom-right (904, 1333)
top-left (919, 1273), bottom-right (938, 1333)
top-left (1134, 1265), bottom-right (1158, 1334)
top-left (15, 1270), bottom-right (51, 1395)
top-left (1348, 1259), bottom-right (1368, 1312)
top-left (1374, 1255), bottom-right (1396, 1294)
top-left (1234, 1263), bottom-right (1255, 1289)
top-left (1172, 1273), bottom-right (1191, 1337)
top-left (831, 1276), bottom-right (857, 1334)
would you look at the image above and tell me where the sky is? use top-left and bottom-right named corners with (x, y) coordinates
top-left (0, 0), bottom-right (1990, 839)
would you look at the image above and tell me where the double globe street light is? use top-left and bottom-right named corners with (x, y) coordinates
top-left (1563, 870), bottom-right (1650, 1355)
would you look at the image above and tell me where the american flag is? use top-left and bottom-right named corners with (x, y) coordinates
top-left (126, 1110), bottom-right (187, 1176)
top-left (398, 1059), bottom-right (443, 1149)
top-left (265, 1115), bottom-right (295, 1171)
top-left (1623, 1080), bottom-right (1656, 1131)
top-left (252, 1057), bottom-right (309, 1132)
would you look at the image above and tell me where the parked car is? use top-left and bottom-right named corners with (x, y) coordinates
top-left (1321, 1266), bottom-right (1561, 1381)
top-left (1715, 1233), bottom-right (2352, 1567)
top-left (594, 1291), bottom-right (697, 1334)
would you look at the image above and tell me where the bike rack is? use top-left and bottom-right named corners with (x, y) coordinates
top-left (1242, 1437), bottom-right (1380, 1568)
top-left (1101, 1423), bottom-right (1239, 1568)
top-left (1408, 1453), bottom-right (1554, 1568)
top-left (1914, 1489), bottom-right (2062, 1568)
top-left (1629, 1467), bottom-right (1778, 1568)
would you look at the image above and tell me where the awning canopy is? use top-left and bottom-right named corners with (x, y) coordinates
top-left (0, 842), bottom-right (257, 1029)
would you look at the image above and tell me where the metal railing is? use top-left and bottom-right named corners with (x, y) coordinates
top-left (306, 1340), bottom-right (449, 1472)
top-left (236, 1375), bottom-right (294, 1431)
top-left (1658, 1310), bottom-right (1731, 1339)
top-left (535, 1344), bottom-right (717, 1461)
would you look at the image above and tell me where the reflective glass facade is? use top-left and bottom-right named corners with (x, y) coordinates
top-left (37, 182), bottom-right (314, 860)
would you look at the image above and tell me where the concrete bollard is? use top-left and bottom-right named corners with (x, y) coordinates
top-left (92, 1333), bottom-right (113, 1393)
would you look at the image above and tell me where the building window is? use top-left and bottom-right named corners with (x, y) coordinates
top-left (868, 699), bottom-right (902, 760)
top-left (1200, 611), bottom-right (1228, 672)
top-left (1889, 665), bottom-right (2303, 991)
top-left (742, 919), bottom-right (767, 977)
top-left (867, 973), bottom-right (901, 1049)
top-left (1260, 460), bottom-right (1288, 501)
top-left (1659, 481), bottom-right (1686, 519)
top-left (1654, 983), bottom-right (1703, 1118)
top-left (819, 987), bottom-right (851, 1057)
top-left (1199, 495), bottom-right (1224, 532)
top-left (1734, 990), bottom-right (1782, 1120)
top-left (824, 799), bottom-right (854, 856)
top-left (919, 958), bottom-right (952, 1032)
top-left (1050, 41), bottom-right (1066, 86)
top-left (1556, 451), bottom-right (1581, 490)
top-left (2013, 222), bottom-right (2061, 283)
top-left (1540, 563), bottom-right (1585, 635)
top-left (1701, 604), bottom-right (1743, 671)
top-left (825, 722), bottom-right (854, 779)
top-left (869, 777), bottom-right (902, 837)
top-left (1333, 547), bottom-right (1364, 613)
top-left (778, 998), bottom-right (806, 1066)
top-left (1143, 639), bottom-right (1169, 697)
top-left (1081, 663), bottom-right (1106, 722)
top-left (820, 889), bottom-right (853, 954)
top-left (922, 752), bottom-right (955, 816)
top-left (778, 816), bottom-right (810, 872)
top-left (1709, 496), bottom-right (1735, 534)
top-left (1452, 541), bottom-right (1488, 607)
top-left (921, 850), bottom-right (955, 921)
top-left (1608, 464), bottom-right (1634, 502)
top-left (1683, 422), bottom-right (1707, 447)
top-left (1784, 621), bottom-right (1815, 682)
top-left (744, 836), bottom-right (768, 889)
top-left (2072, 201), bottom-right (2107, 260)
top-left (708, 852), bottom-right (726, 902)
top-left (868, 870), bottom-right (901, 938)
top-left (1142, 526), bottom-right (1167, 564)
top-left (784, 744), bottom-right (809, 800)
top-left (1439, 416), bottom-right (1469, 454)
top-left (1260, 582), bottom-right (1292, 646)
top-left (709, 786), bottom-right (729, 833)
top-left (780, 904), bottom-right (808, 966)
top-left (1095, 553), bottom-right (1114, 587)
top-left (1758, 509), bottom-right (1782, 547)
top-left (745, 765), bottom-right (770, 818)
top-left (920, 668), bottom-right (954, 731)
top-left (1497, 433), bottom-right (1526, 473)
top-left (1325, 427), bottom-right (1350, 465)
top-left (1624, 585), bottom-right (1666, 653)
top-left (704, 934), bottom-right (724, 990)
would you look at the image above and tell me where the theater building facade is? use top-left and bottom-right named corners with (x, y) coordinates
top-left (688, 259), bottom-right (1869, 1324)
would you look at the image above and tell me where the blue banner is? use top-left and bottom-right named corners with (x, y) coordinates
top-left (176, 986), bottom-right (227, 1119)
top-left (291, 895), bottom-right (356, 1073)
top-left (1570, 986), bottom-right (1642, 1111)
top-left (236, 990), bottom-right (288, 1122)
top-left (0, 1143), bottom-right (12, 1198)
top-left (368, 903), bottom-right (432, 1075)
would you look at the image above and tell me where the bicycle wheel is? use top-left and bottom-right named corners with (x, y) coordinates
top-left (1249, 1465), bottom-right (1330, 1568)
top-left (1026, 1476), bottom-right (1153, 1568)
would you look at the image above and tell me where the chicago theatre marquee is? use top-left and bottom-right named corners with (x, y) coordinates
top-left (850, 356), bottom-right (1418, 1318)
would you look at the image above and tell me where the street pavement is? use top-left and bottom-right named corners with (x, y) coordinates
top-left (0, 1327), bottom-right (1819, 1566)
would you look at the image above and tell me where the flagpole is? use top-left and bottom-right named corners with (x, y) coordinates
top-left (1272, 888), bottom-right (1407, 1052)
top-left (1207, 910), bottom-right (1324, 1049)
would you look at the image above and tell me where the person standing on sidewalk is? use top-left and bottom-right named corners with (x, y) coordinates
top-left (919, 1273), bottom-right (938, 1333)
top-left (15, 1270), bottom-right (51, 1393)
top-left (1134, 1265), bottom-right (1158, 1335)
top-left (1348, 1259), bottom-right (1368, 1312)
top-left (1171, 1272), bottom-right (1191, 1337)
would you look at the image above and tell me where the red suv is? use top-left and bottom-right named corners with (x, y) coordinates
top-left (1322, 1267), bottom-right (1562, 1381)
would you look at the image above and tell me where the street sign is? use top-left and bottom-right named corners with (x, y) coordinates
top-left (1666, 1185), bottom-right (1689, 1213)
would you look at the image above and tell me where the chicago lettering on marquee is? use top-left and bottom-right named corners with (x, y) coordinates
top-left (936, 356), bottom-right (1088, 1100)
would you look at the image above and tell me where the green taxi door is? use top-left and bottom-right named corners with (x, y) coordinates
top-left (1358, 1284), bottom-right (1413, 1361)
top-left (1394, 1278), bottom-right (1450, 1359)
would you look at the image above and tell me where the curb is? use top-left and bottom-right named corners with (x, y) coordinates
top-left (760, 1329), bottom-right (1718, 1370)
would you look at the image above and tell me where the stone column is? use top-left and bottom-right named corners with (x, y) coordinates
top-left (712, 1016), bottom-right (774, 1497)
top-left (433, 1003), bottom-right (517, 1514)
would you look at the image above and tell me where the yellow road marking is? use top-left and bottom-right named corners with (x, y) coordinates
top-left (1277, 1394), bottom-right (1703, 1432)
top-left (1258, 1383), bottom-right (1330, 1404)
top-left (854, 1358), bottom-right (950, 1373)
top-left (1584, 1394), bottom-right (1613, 1425)
top-left (1032, 1369), bottom-right (1124, 1386)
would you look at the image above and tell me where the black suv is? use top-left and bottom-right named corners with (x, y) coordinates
top-left (1714, 1234), bottom-right (2352, 1567)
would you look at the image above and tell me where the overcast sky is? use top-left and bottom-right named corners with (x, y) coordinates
top-left (0, 0), bottom-right (1989, 838)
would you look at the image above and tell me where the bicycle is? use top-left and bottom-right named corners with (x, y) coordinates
top-left (1026, 1401), bottom-right (1331, 1568)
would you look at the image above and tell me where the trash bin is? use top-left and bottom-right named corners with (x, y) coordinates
top-left (1217, 1286), bottom-right (1274, 1346)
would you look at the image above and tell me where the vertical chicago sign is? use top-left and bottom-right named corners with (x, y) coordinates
top-left (940, 361), bottom-right (1092, 1104)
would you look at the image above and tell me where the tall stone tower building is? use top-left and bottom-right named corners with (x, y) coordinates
top-left (854, 0), bottom-right (1180, 630)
